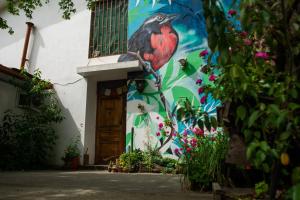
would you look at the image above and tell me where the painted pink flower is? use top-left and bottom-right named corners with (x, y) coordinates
top-left (200, 95), bottom-right (207, 104)
top-left (158, 123), bottom-right (164, 130)
top-left (199, 49), bottom-right (208, 57)
top-left (156, 132), bottom-right (160, 136)
top-left (209, 74), bottom-right (217, 82)
top-left (243, 38), bottom-right (252, 46)
top-left (198, 87), bottom-right (204, 94)
top-left (240, 31), bottom-right (248, 38)
top-left (174, 148), bottom-right (180, 154)
top-left (196, 79), bottom-right (202, 85)
top-left (228, 9), bottom-right (237, 16)
top-left (255, 52), bottom-right (269, 59)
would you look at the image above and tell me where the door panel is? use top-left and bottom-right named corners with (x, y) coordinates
top-left (95, 81), bottom-right (126, 164)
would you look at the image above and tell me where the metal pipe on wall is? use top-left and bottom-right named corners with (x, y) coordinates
top-left (20, 22), bottom-right (34, 70)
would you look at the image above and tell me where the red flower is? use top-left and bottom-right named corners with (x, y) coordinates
top-left (198, 87), bottom-right (204, 94)
top-left (200, 95), bottom-right (207, 104)
top-left (199, 49), bottom-right (208, 57)
top-left (228, 9), bottom-right (237, 16)
top-left (156, 132), bottom-right (160, 136)
top-left (255, 52), bottom-right (269, 59)
top-left (209, 74), bottom-right (217, 81)
top-left (196, 79), bottom-right (202, 85)
top-left (186, 147), bottom-right (192, 153)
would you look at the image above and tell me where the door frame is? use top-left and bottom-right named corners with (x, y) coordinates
top-left (95, 80), bottom-right (127, 164)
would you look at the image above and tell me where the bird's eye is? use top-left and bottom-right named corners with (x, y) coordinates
top-left (157, 16), bottom-right (164, 21)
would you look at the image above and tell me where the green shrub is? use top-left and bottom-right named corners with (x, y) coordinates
top-left (0, 70), bottom-right (63, 170)
top-left (119, 149), bottom-right (143, 171)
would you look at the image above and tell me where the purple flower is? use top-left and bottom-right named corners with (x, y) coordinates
top-left (199, 49), bottom-right (208, 57)
top-left (200, 96), bottom-right (207, 104)
top-left (228, 9), bottom-right (237, 16)
top-left (255, 52), bottom-right (269, 59)
top-left (198, 87), bottom-right (204, 94)
top-left (209, 74), bottom-right (217, 81)
top-left (196, 79), bottom-right (202, 85)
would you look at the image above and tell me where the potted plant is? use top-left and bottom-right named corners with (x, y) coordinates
top-left (62, 136), bottom-right (81, 170)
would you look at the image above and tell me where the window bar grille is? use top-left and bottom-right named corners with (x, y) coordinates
top-left (89, 0), bottom-right (128, 58)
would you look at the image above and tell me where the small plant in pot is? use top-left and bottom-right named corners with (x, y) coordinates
top-left (62, 136), bottom-right (81, 170)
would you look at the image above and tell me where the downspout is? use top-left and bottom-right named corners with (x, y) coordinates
top-left (20, 22), bottom-right (34, 70)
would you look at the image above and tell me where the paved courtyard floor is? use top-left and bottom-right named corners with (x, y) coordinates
top-left (0, 171), bottom-right (213, 200)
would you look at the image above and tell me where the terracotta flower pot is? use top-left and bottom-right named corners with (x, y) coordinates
top-left (71, 157), bottom-right (80, 170)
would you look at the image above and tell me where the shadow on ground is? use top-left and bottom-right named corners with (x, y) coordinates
top-left (0, 171), bottom-right (212, 200)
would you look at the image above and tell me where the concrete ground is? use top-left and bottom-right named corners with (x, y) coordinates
top-left (0, 171), bottom-right (213, 200)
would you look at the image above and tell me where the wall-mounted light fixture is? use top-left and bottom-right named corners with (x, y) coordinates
top-left (178, 58), bottom-right (188, 70)
top-left (135, 79), bottom-right (146, 93)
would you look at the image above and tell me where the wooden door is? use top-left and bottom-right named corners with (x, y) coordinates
top-left (95, 81), bottom-right (126, 164)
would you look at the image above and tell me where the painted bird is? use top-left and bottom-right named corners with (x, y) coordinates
top-left (118, 13), bottom-right (178, 71)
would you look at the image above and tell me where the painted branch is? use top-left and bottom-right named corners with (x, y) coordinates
top-left (128, 51), bottom-right (176, 151)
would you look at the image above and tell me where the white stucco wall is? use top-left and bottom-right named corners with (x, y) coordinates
top-left (0, 1), bottom-right (97, 165)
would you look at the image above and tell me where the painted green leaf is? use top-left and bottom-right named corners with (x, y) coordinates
top-left (177, 50), bottom-right (204, 80)
top-left (172, 86), bottom-right (200, 108)
top-left (134, 113), bottom-right (148, 127)
top-left (162, 59), bottom-right (174, 90)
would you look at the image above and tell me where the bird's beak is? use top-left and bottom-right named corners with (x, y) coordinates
top-left (160, 14), bottom-right (178, 24)
top-left (167, 14), bottom-right (177, 22)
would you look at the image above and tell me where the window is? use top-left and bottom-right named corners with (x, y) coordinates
top-left (89, 0), bottom-right (128, 58)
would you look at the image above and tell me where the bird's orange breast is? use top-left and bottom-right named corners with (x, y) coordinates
top-left (143, 25), bottom-right (178, 71)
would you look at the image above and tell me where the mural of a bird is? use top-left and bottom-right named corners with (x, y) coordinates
top-left (118, 13), bottom-right (178, 71)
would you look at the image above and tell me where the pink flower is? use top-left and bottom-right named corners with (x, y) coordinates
top-left (196, 79), bottom-right (202, 85)
top-left (183, 138), bottom-right (188, 144)
top-left (158, 123), bottom-right (164, 130)
top-left (156, 132), bottom-right (160, 136)
top-left (180, 148), bottom-right (183, 151)
top-left (240, 31), bottom-right (248, 38)
top-left (199, 49), bottom-right (208, 57)
top-left (186, 147), bottom-right (192, 153)
top-left (156, 116), bottom-right (159, 120)
top-left (198, 87), bottom-right (204, 94)
top-left (211, 127), bottom-right (216, 132)
top-left (200, 96), bottom-right (207, 104)
top-left (174, 148), bottom-right (180, 154)
top-left (209, 74), bottom-right (217, 81)
top-left (228, 9), bottom-right (237, 16)
top-left (243, 38), bottom-right (252, 46)
top-left (183, 130), bottom-right (188, 137)
top-left (172, 133), bottom-right (177, 137)
top-left (193, 127), bottom-right (204, 137)
top-left (190, 138), bottom-right (197, 147)
top-left (255, 52), bottom-right (269, 59)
